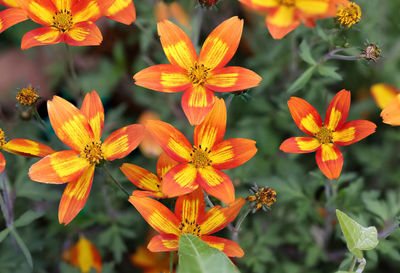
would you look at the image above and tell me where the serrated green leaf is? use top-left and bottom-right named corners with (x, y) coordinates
top-left (317, 65), bottom-right (342, 80)
top-left (336, 210), bottom-right (379, 258)
top-left (299, 40), bottom-right (316, 65)
top-left (287, 66), bottom-right (316, 94)
top-left (14, 210), bottom-right (44, 228)
top-left (178, 234), bottom-right (240, 273)
top-left (0, 227), bottom-right (11, 243)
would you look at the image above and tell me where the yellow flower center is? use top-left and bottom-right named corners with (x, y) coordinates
top-left (336, 3), bottom-right (361, 27)
top-left (16, 87), bottom-right (39, 106)
top-left (0, 128), bottom-right (6, 148)
top-left (178, 219), bottom-right (201, 237)
top-left (278, 0), bottom-right (295, 6)
top-left (190, 146), bottom-right (212, 169)
top-left (188, 62), bottom-right (210, 86)
top-left (81, 141), bottom-right (104, 164)
top-left (315, 126), bottom-right (333, 144)
top-left (53, 9), bottom-right (73, 32)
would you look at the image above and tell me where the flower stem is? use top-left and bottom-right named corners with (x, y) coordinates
top-left (232, 206), bottom-right (252, 242)
top-left (169, 251), bottom-right (174, 273)
top-left (32, 106), bottom-right (46, 128)
top-left (65, 44), bottom-right (82, 99)
top-left (349, 255), bottom-right (357, 271)
top-left (103, 166), bottom-right (130, 197)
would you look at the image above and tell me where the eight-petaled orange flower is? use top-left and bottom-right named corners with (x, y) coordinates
top-left (29, 91), bottom-right (145, 225)
top-left (145, 98), bottom-right (257, 204)
top-left (280, 90), bottom-right (376, 180)
top-left (129, 188), bottom-right (245, 257)
top-left (121, 152), bottom-right (178, 198)
top-left (133, 16), bottom-right (262, 125)
top-left (0, 0), bottom-right (28, 34)
top-left (103, 0), bottom-right (136, 25)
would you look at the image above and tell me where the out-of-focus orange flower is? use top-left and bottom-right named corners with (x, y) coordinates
top-left (381, 95), bottom-right (400, 126)
top-left (103, 0), bottom-right (136, 25)
top-left (138, 111), bottom-right (163, 158)
top-left (29, 91), bottom-right (145, 225)
top-left (371, 84), bottom-right (399, 109)
top-left (134, 16), bottom-right (262, 125)
top-left (121, 152), bottom-right (178, 198)
top-left (144, 98), bottom-right (257, 204)
top-left (129, 188), bottom-right (245, 257)
top-left (0, 0), bottom-right (28, 34)
top-left (280, 90), bottom-right (376, 180)
top-left (154, 1), bottom-right (190, 29)
top-left (63, 236), bottom-right (102, 273)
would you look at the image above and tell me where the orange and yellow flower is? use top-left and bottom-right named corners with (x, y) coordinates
top-left (129, 188), bottom-right (245, 257)
top-left (370, 84), bottom-right (400, 126)
top-left (103, 0), bottom-right (136, 25)
top-left (121, 152), bottom-right (178, 198)
top-left (134, 16), bottom-right (262, 125)
top-left (0, 0), bottom-right (28, 34)
top-left (154, 1), bottom-right (190, 29)
top-left (138, 111), bottom-right (163, 158)
top-left (29, 91), bottom-right (145, 225)
top-left (280, 90), bottom-right (376, 179)
top-left (62, 235), bottom-right (102, 273)
top-left (145, 98), bottom-right (257, 204)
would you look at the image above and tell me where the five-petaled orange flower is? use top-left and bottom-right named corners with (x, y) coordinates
top-left (29, 91), bottom-right (145, 225)
top-left (129, 188), bottom-right (245, 257)
top-left (134, 16), bottom-right (262, 125)
top-left (280, 90), bottom-right (376, 180)
top-left (0, 0), bottom-right (28, 34)
top-left (370, 83), bottom-right (400, 126)
top-left (121, 152), bottom-right (178, 198)
top-left (145, 98), bottom-right (257, 204)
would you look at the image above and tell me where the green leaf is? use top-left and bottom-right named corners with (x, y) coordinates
top-left (299, 40), bottom-right (316, 65)
top-left (336, 210), bottom-right (379, 258)
top-left (317, 65), bottom-right (342, 80)
top-left (177, 234), bottom-right (240, 273)
top-left (9, 228), bottom-right (33, 268)
top-left (14, 210), bottom-right (44, 228)
top-left (287, 66), bottom-right (316, 94)
top-left (0, 227), bottom-right (11, 243)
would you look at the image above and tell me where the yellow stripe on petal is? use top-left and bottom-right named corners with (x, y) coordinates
top-left (54, 0), bottom-right (72, 10)
top-left (161, 72), bottom-right (190, 88)
top-left (73, 1), bottom-right (101, 22)
top-left (295, 0), bottom-right (329, 15)
top-left (297, 138), bottom-right (320, 151)
top-left (148, 210), bottom-right (180, 235)
top-left (34, 27), bottom-right (61, 42)
top-left (320, 143), bottom-right (338, 162)
top-left (163, 41), bottom-right (195, 70)
top-left (371, 84), bottom-right (399, 109)
top-left (1, 0), bottom-right (19, 8)
top-left (251, 0), bottom-right (279, 8)
top-left (200, 38), bottom-right (228, 71)
top-left (300, 113), bottom-right (321, 135)
top-left (28, 1), bottom-right (54, 23)
top-left (332, 127), bottom-right (355, 143)
top-left (107, 0), bottom-right (131, 15)
top-left (67, 26), bottom-right (89, 41)
top-left (326, 108), bottom-right (342, 131)
top-left (200, 208), bottom-right (226, 235)
top-left (174, 164), bottom-right (197, 188)
top-left (268, 6), bottom-right (295, 27)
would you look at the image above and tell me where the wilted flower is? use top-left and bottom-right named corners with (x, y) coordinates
top-left (360, 44), bottom-right (381, 63)
top-left (247, 185), bottom-right (277, 212)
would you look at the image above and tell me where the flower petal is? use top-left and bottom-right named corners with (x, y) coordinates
top-left (64, 21), bottom-right (102, 47)
top-left (139, 111), bottom-right (163, 158)
top-left (148, 234), bottom-right (179, 252)
top-left (370, 83), bottom-right (399, 109)
top-left (0, 8), bottom-right (28, 34)
top-left (71, 0), bottom-right (102, 22)
top-left (201, 235), bottom-right (244, 257)
top-left (145, 120), bottom-right (192, 162)
top-left (181, 85), bottom-right (215, 126)
top-left (295, 0), bottom-right (330, 15)
top-left (174, 188), bottom-right (205, 223)
top-left (47, 96), bottom-right (94, 151)
top-left (103, 124), bottom-right (145, 161)
top-left (333, 120), bottom-right (376, 146)
top-left (197, 167), bottom-right (235, 204)
top-left (131, 190), bottom-right (165, 199)
top-left (325, 89), bottom-right (351, 131)
top-left (238, 0), bottom-right (279, 10)
top-left (156, 151), bottom-right (179, 179)
top-left (133, 64), bottom-right (191, 93)
top-left (120, 163), bottom-right (161, 192)
top-left (0, 0), bottom-right (19, 8)
top-left (381, 94), bottom-right (400, 126)
top-left (103, 0), bottom-right (136, 25)
top-left (279, 137), bottom-right (321, 153)
top-left (266, 6), bottom-right (299, 39)
top-left (162, 163), bottom-right (198, 197)
top-left (58, 164), bottom-right (95, 225)
top-left (288, 96), bottom-right (322, 136)
top-left (16, 0), bottom-right (56, 25)
top-left (0, 152), bottom-right (5, 174)
top-left (157, 19), bottom-right (197, 70)
top-left (21, 27), bottom-right (63, 50)
top-left (199, 16), bottom-right (243, 70)
top-left (29, 150), bottom-right (90, 183)
top-left (315, 144), bottom-right (343, 180)
top-left (80, 90), bottom-right (104, 141)
top-left (129, 195), bottom-right (180, 235)
top-left (3, 139), bottom-right (55, 157)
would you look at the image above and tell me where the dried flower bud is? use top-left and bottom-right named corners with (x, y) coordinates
top-left (16, 86), bottom-right (39, 106)
top-left (198, 0), bottom-right (219, 8)
top-left (246, 185), bottom-right (277, 212)
top-left (360, 44), bottom-right (381, 63)
top-left (336, 2), bottom-right (361, 27)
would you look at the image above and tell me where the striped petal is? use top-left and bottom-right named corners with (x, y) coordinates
top-left (238, 0), bottom-right (279, 10)
top-left (381, 94), bottom-right (400, 126)
top-left (81, 90), bottom-right (104, 141)
top-left (103, 124), bottom-right (145, 161)
top-left (29, 150), bottom-right (90, 183)
top-left (131, 190), bottom-right (165, 199)
top-left (133, 64), bottom-right (191, 93)
top-left (148, 234), bottom-right (179, 252)
top-left (0, 152), bottom-right (5, 174)
top-left (58, 164), bottom-right (95, 225)
top-left (21, 27), bottom-right (63, 50)
top-left (315, 144), bottom-right (343, 180)
top-left (266, 6), bottom-right (299, 39)
top-left (48, 96), bottom-right (94, 151)
top-left (0, 0), bottom-right (19, 8)
top-left (64, 21), bottom-right (102, 47)
top-left (157, 19), bottom-right (197, 71)
top-left (279, 137), bottom-right (321, 153)
top-left (128, 195), bottom-right (180, 235)
top-left (325, 89), bottom-right (351, 131)
top-left (201, 236), bottom-right (244, 258)
top-left (0, 8), bottom-right (28, 34)
top-left (206, 66), bottom-right (262, 93)
top-left (145, 120), bottom-right (192, 162)
top-left (371, 84), bottom-right (399, 109)
top-left (295, 0), bottom-right (329, 15)
top-left (120, 163), bottom-right (162, 193)
top-left (197, 166), bottom-right (235, 205)
top-left (162, 163), bottom-right (198, 197)
top-left (71, 0), bottom-right (102, 22)
top-left (181, 85), bottom-right (215, 126)
top-left (3, 139), bottom-right (55, 157)
top-left (174, 188), bottom-right (205, 223)
top-left (156, 151), bottom-right (179, 179)
top-left (333, 120), bottom-right (376, 146)
top-left (288, 97), bottom-right (323, 136)
top-left (199, 16), bottom-right (243, 70)
top-left (16, 0), bottom-right (56, 25)
top-left (200, 197), bottom-right (245, 235)
top-left (194, 98), bottom-right (226, 151)
top-left (103, 0), bottom-right (136, 25)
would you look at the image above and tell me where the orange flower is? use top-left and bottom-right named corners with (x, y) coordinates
top-left (0, 127), bottom-right (54, 174)
top-left (370, 83), bottom-right (399, 109)
top-left (138, 111), bottom-right (163, 158)
top-left (134, 16), bottom-right (262, 125)
top-left (0, 0), bottom-right (28, 34)
top-left (121, 152), bottom-right (178, 198)
top-left (62, 235), bottom-right (102, 273)
top-left (280, 90), bottom-right (376, 179)
top-left (29, 91), bottom-right (145, 225)
top-left (144, 98), bottom-right (257, 204)
top-left (154, 1), bottom-right (190, 29)
top-left (103, 0), bottom-right (136, 25)
top-left (129, 188), bottom-right (245, 257)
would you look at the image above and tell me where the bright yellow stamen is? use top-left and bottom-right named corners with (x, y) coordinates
top-left (188, 62), bottom-right (210, 86)
top-left (178, 218), bottom-right (201, 237)
top-left (190, 146), bottom-right (212, 169)
top-left (315, 127), bottom-right (333, 144)
top-left (53, 9), bottom-right (73, 32)
top-left (336, 3), bottom-right (361, 27)
top-left (279, 0), bottom-right (295, 6)
top-left (0, 128), bottom-right (6, 148)
top-left (16, 87), bottom-right (39, 106)
top-left (81, 141), bottom-right (104, 164)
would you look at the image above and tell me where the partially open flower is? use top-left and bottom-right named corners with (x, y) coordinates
top-left (16, 86), bottom-right (39, 106)
top-left (336, 2), bottom-right (361, 27)
top-left (360, 44), bottom-right (381, 63)
top-left (246, 185), bottom-right (277, 212)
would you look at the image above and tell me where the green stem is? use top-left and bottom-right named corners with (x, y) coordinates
top-left (232, 206), bottom-right (252, 242)
top-left (169, 251), bottom-right (174, 273)
top-left (349, 255), bottom-right (357, 272)
top-left (32, 106), bottom-right (46, 128)
top-left (65, 44), bottom-right (82, 99)
top-left (103, 166), bottom-right (130, 197)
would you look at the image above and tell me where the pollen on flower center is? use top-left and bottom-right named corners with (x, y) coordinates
top-left (315, 127), bottom-right (333, 144)
top-left (81, 141), bottom-right (104, 164)
top-left (190, 146), bottom-right (212, 168)
top-left (53, 9), bottom-right (73, 32)
top-left (188, 62), bottom-right (210, 86)
top-left (278, 0), bottom-right (295, 6)
top-left (178, 219), bottom-right (201, 237)
top-left (16, 87), bottom-right (39, 106)
top-left (0, 128), bottom-right (6, 148)
top-left (336, 3), bottom-right (361, 27)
